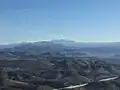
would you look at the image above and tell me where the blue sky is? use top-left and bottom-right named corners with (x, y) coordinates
top-left (0, 0), bottom-right (120, 43)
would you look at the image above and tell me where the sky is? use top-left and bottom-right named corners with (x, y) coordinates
top-left (0, 0), bottom-right (120, 44)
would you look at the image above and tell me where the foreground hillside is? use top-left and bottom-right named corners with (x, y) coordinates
top-left (0, 56), bottom-right (120, 90)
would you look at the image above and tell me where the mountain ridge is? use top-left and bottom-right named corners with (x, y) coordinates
top-left (1, 39), bottom-right (120, 48)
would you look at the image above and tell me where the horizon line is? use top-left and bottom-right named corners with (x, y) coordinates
top-left (0, 39), bottom-right (120, 45)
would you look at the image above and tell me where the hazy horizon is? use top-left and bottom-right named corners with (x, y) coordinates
top-left (0, 0), bottom-right (120, 43)
top-left (1, 39), bottom-right (120, 45)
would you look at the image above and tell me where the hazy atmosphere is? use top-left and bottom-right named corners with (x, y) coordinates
top-left (0, 0), bottom-right (120, 43)
top-left (1, 1), bottom-right (120, 90)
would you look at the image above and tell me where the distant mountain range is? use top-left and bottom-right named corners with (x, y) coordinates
top-left (0, 39), bottom-right (120, 57)
top-left (1, 39), bottom-right (120, 48)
